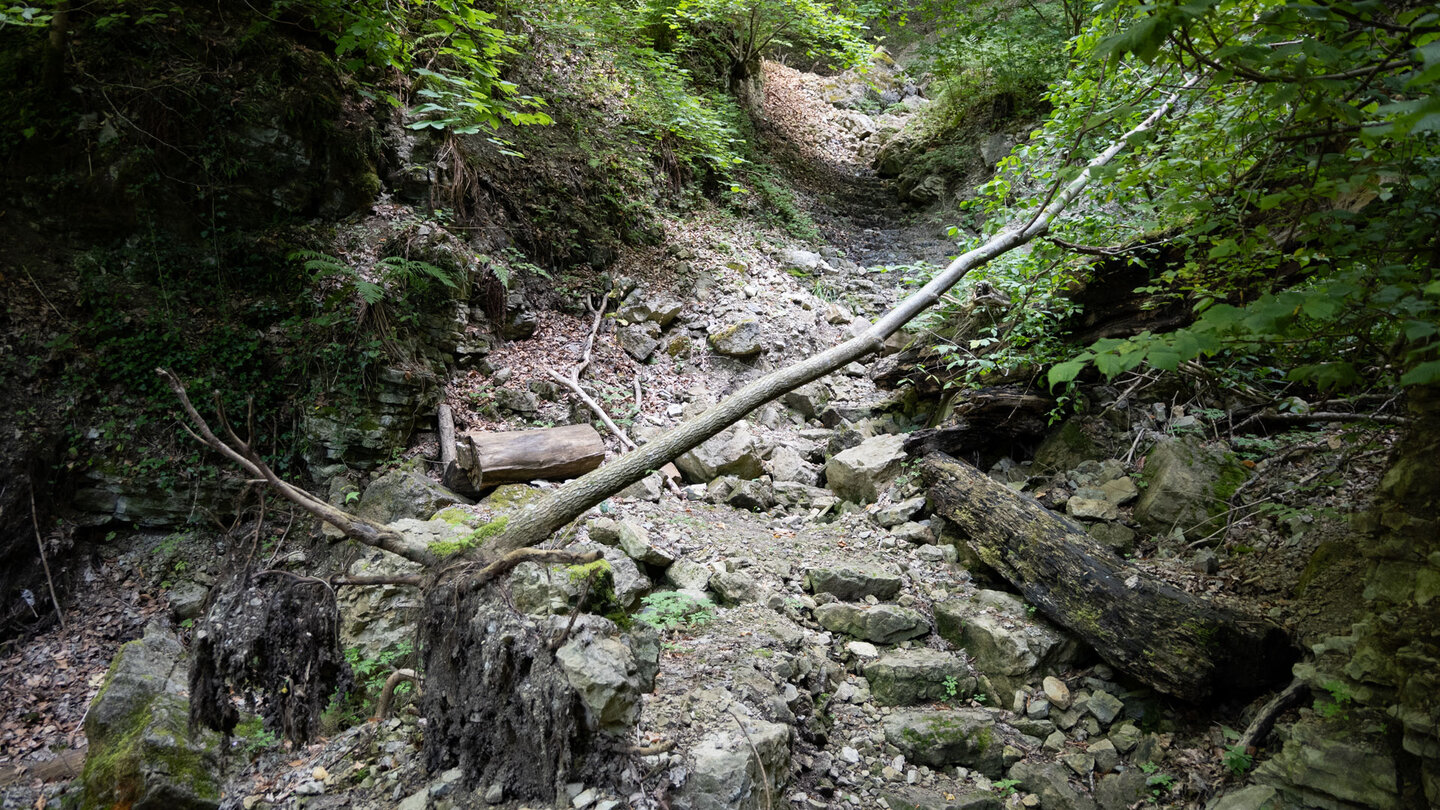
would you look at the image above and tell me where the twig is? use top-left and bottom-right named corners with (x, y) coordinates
top-left (375, 669), bottom-right (419, 721)
top-left (727, 707), bottom-right (773, 810)
top-left (467, 548), bottom-right (603, 589)
top-left (550, 575), bottom-right (593, 651)
top-left (1236, 679), bottom-right (1309, 758)
top-left (22, 266), bottom-right (71, 327)
top-left (29, 487), bottom-right (65, 629)
top-left (547, 367), bottom-right (638, 450)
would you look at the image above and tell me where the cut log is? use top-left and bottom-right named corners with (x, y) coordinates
top-left (454, 425), bottom-right (606, 493)
top-left (437, 404), bottom-right (464, 491)
top-left (922, 452), bottom-right (1294, 701)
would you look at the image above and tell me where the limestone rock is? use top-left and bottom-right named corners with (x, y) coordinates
top-left (933, 592), bottom-right (1083, 696)
top-left (708, 319), bottom-right (767, 358)
top-left (1043, 676), bottom-right (1072, 709)
top-left (615, 520), bottom-right (674, 567)
top-left (599, 545), bottom-right (650, 609)
top-left (617, 325), bottom-right (660, 362)
top-left (782, 382), bottom-right (832, 420)
top-left (768, 446), bottom-right (822, 486)
top-left (1007, 761), bottom-right (1097, 810)
top-left (1203, 786), bottom-right (1279, 810)
top-left (82, 623), bottom-right (222, 810)
top-left (805, 565), bottom-right (903, 601)
top-left (337, 540), bottom-right (436, 658)
top-left (1066, 497), bottom-right (1119, 521)
top-left (681, 717), bottom-right (791, 810)
top-left (825, 433), bottom-right (909, 504)
top-left (1133, 437), bottom-right (1248, 534)
top-left (1253, 715), bottom-right (1400, 810)
top-left (1094, 770), bottom-right (1148, 810)
top-left (666, 559), bottom-right (713, 591)
top-left (865, 649), bottom-right (972, 706)
top-left (711, 571), bottom-right (760, 605)
top-left (356, 468), bottom-right (471, 524)
top-left (1032, 418), bottom-right (1106, 473)
top-left (882, 709), bottom-right (1003, 777)
top-left (875, 496), bottom-right (927, 528)
top-left (882, 786), bottom-right (1002, 810)
top-left (677, 422), bottom-right (765, 482)
top-left (494, 387), bottom-right (539, 414)
top-left (814, 603), bottom-right (929, 644)
top-left (555, 631), bottom-right (644, 733)
top-left (892, 522), bottom-right (935, 545)
top-left (725, 478), bottom-right (777, 512)
top-left (617, 294), bottom-right (684, 328)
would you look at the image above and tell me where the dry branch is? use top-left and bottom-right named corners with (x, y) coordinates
top-left (158, 368), bottom-right (438, 566)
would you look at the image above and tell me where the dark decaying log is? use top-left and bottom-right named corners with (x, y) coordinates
top-left (453, 425), bottom-right (605, 493)
top-left (901, 386), bottom-right (1054, 460)
top-left (922, 452), bottom-right (1294, 701)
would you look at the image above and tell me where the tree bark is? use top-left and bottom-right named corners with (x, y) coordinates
top-left (454, 425), bottom-right (606, 493)
top-left (922, 451), bottom-right (1294, 701)
top-left (484, 83), bottom-right (1196, 559)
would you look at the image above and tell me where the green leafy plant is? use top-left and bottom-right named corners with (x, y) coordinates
top-left (232, 715), bottom-right (282, 758)
top-left (1315, 679), bottom-right (1354, 720)
top-left (942, 675), bottom-right (960, 702)
top-left (328, 641), bottom-right (417, 728)
top-left (636, 590), bottom-right (716, 632)
top-left (993, 778), bottom-right (1021, 797)
top-left (1222, 743), bottom-right (1253, 776)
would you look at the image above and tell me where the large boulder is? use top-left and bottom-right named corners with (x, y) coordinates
top-left (81, 622), bottom-right (222, 810)
top-left (934, 591), bottom-right (1083, 696)
top-left (883, 709), bottom-right (1003, 776)
top-left (1133, 437), bottom-right (1249, 535)
top-left (865, 649), bottom-right (973, 706)
top-left (679, 716), bottom-right (791, 810)
top-left (804, 565), bottom-right (903, 601)
top-left (814, 603), bottom-right (929, 644)
top-left (555, 619), bottom-right (647, 733)
top-left (676, 422), bottom-right (765, 483)
top-left (356, 467), bottom-right (471, 524)
top-left (1253, 715), bottom-right (1401, 810)
top-left (337, 517), bottom-right (471, 658)
top-left (708, 319), bottom-right (767, 359)
top-left (825, 434), bottom-right (909, 504)
top-left (1007, 761), bottom-right (1097, 810)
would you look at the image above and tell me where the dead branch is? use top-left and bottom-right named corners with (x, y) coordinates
top-left (468, 548), bottom-right (603, 588)
top-left (27, 486), bottom-right (65, 629)
top-left (375, 668), bottom-right (419, 722)
top-left (1237, 678), bottom-right (1309, 756)
top-left (158, 368), bottom-right (438, 566)
top-left (546, 296), bottom-right (641, 451)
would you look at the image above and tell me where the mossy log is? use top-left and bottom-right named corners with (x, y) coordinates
top-left (922, 452), bottom-right (1293, 701)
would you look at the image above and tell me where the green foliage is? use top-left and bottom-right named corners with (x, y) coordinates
top-left (231, 715), bottom-right (281, 759)
top-left (431, 516), bottom-right (509, 556)
top-left (636, 590), bottom-right (716, 631)
top-left (661, 0), bottom-right (871, 78)
top-left (289, 0), bottom-right (551, 135)
top-left (1315, 679), bottom-right (1354, 720)
top-left (1222, 742), bottom-right (1253, 776)
top-left (328, 641), bottom-right (416, 728)
top-left (993, 778), bottom-right (1021, 796)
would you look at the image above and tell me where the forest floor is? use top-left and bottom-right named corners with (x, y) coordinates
top-left (0, 51), bottom-right (1396, 810)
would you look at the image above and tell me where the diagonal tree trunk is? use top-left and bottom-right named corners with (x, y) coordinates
top-left (480, 79), bottom-right (1197, 564)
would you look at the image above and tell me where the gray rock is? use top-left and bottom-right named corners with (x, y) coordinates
top-left (681, 717), bottom-right (790, 810)
top-left (883, 709), bottom-right (1003, 777)
top-left (357, 468), bottom-right (471, 524)
top-left (916, 545), bottom-right (954, 563)
top-left (881, 786), bottom-right (1002, 810)
top-left (1063, 752), bottom-right (1095, 776)
top-left (600, 546), bottom-right (650, 609)
top-left (1108, 722), bottom-right (1142, 753)
top-left (337, 543), bottom-right (433, 658)
top-left (617, 325), bottom-right (660, 361)
top-left (778, 249), bottom-right (824, 272)
top-left (1088, 738), bottom-right (1120, 772)
top-left (782, 382), bottom-right (832, 421)
top-left (1087, 690), bottom-right (1124, 726)
top-left (1094, 770), bottom-right (1148, 810)
top-left (1032, 418), bottom-right (1106, 473)
top-left (1133, 437), bottom-right (1248, 533)
top-left (509, 561), bottom-right (577, 615)
top-left (933, 593), bottom-right (1083, 697)
top-left (167, 581), bottom-right (209, 622)
top-left (708, 319), bottom-right (767, 358)
top-left (618, 473), bottom-right (664, 502)
top-left (805, 565), bottom-right (903, 601)
top-left (726, 478), bottom-right (777, 512)
top-left (555, 632), bottom-right (643, 733)
top-left (875, 496), bottom-right (927, 528)
top-left (1066, 497), bottom-right (1119, 521)
top-left (588, 518), bottom-right (620, 545)
top-left (1203, 786), bottom-right (1278, 810)
top-left (1192, 548), bottom-right (1220, 575)
top-left (711, 571), bottom-right (760, 605)
top-left (814, 603), bottom-right (929, 644)
top-left (484, 782), bottom-right (505, 804)
top-left (825, 433), bottom-right (909, 504)
top-left (494, 387), bottom-right (540, 414)
top-left (81, 622), bottom-right (221, 810)
top-left (892, 522), bottom-right (935, 545)
top-left (677, 422), bottom-right (765, 482)
top-left (767, 446), bottom-right (821, 486)
top-left (615, 520), bottom-right (674, 567)
top-left (1007, 761), bottom-right (1097, 810)
top-left (1253, 715), bottom-right (1400, 810)
top-left (666, 559), bottom-right (712, 591)
top-left (865, 649), bottom-right (972, 706)
top-left (617, 294), bottom-right (685, 328)
top-left (1086, 522), bottom-right (1137, 555)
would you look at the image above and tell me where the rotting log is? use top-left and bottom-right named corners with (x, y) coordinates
top-left (453, 425), bottom-right (606, 493)
top-left (922, 451), bottom-right (1294, 701)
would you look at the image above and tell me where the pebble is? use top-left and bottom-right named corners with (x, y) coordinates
top-left (840, 746), bottom-right (862, 764)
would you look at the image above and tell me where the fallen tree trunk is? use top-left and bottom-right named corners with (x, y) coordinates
top-left (453, 425), bottom-right (606, 493)
top-left (921, 451), bottom-right (1294, 701)
top-left (483, 80), bottom-right (1198, 560)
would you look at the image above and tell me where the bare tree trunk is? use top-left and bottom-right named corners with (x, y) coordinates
top-left (483, 83), bottom-right (1194, 560)
top-left (42, 1), bottom-right (70, 96)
